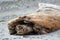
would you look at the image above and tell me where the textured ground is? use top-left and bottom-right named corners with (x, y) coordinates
top-left (0, 7), bottom-right (60, 40)
top-left (0, 0), bottom-right (60, 40)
